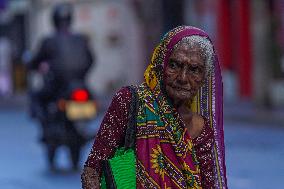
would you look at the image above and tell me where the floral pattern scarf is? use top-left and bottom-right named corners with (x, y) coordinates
top-left (135, 26), bottom-right (227, 189)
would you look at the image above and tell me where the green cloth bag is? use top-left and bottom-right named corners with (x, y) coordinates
top-left (101, 148), bottom-right (136, 189)
top-left (101, 86), bottom-right (138, 189)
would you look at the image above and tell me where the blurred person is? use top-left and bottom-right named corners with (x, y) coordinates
top-left (27, 2), bottom-right (94, 170)
top-left (28, 2), bottom-right (94, 124)
top-left (81, 26), bottom-right (227, 188)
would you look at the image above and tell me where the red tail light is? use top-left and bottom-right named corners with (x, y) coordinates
top-left (71, 89), bottom-right (89, 102)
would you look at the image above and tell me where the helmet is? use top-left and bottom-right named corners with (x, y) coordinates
top-left (52, 3), bottom-right (73, 29)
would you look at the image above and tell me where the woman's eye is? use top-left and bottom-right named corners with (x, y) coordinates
top-left (189, 66), bottom-right (201, 74)
top-left (169, 61), bottom-right (178, 69)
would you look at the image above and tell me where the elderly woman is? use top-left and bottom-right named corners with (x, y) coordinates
top-left (81, 26), bottom-right (227, 189)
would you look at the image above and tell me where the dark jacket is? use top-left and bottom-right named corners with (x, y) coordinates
top-left (29, 32), bottom-right (94, 83)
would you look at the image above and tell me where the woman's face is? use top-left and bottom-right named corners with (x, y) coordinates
top-left (164, 43), bottom-right (206, 104)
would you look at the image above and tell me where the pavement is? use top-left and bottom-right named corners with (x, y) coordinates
top-left (0, 94), bottom-right (283, 188)
top-left (0, 108), bottom-right (103, 189)
top-left (224, 120), bottom-right (284, 189)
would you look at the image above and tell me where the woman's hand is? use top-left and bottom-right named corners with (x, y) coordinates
top-left (81, 167), bottom-right (101, 189)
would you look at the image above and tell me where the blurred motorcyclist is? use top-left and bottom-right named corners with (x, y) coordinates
top-left (28, 2), bottom-right (94, 120)
top-left (27, 3), bottom-right (94, 170)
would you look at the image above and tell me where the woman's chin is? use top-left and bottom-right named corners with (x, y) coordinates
top-left (165, 88), bottom-right (194, 104)
top-left (172, 92), bottom-right (193, 102)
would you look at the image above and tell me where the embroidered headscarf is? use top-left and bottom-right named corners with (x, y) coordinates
top-left (138, 26), bottom-right (227, 188)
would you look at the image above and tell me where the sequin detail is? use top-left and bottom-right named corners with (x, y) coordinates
top-left (193, 119), bottom-right (215, 188)
top-left (84, 87), bottom-right (132, 176)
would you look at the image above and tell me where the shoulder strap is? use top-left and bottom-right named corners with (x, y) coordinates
top-left (124, 85), bottom-right (138, 149)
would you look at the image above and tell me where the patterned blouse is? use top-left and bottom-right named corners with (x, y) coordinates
top-left (82, 87), bottom-right (215, 188)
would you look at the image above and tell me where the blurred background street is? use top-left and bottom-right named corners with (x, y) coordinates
top-left (1, 0), bottom-right (284, 188)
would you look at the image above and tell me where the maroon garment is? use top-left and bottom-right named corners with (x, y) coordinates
top-left (84, 87), bottom-right (214, 188)
top-left (193, 120), bottom-right (215, 188)
top-left (84, 87), bottom-right (132, 176)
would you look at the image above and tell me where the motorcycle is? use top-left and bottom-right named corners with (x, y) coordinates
top-left (30, 77), bottom-right (97, 171)
top-left (45, 82), bottom-right (97, 170)
top-left (22, 47), bottom-right (97, 171)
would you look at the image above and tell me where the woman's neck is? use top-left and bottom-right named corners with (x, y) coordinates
top-left (177, 103), bottom-right (192, 114)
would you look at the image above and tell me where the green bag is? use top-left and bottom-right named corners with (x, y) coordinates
top-left (101, 148), bottom-right (136, 189)
top-left (101, 86), bottom-right (138, 189)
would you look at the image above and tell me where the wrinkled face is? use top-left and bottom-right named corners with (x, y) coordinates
top-left (164, 43), bottom-right (206, 104)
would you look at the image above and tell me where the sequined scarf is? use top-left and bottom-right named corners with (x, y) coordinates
top-left (136, 26), bottom-right (227, 189)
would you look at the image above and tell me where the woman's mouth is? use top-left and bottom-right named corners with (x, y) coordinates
top-left (171, 85), bottom-right (190, 92)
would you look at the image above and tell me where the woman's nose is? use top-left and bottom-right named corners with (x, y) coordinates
top-left (177, 68), bottom-right (188, 84)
